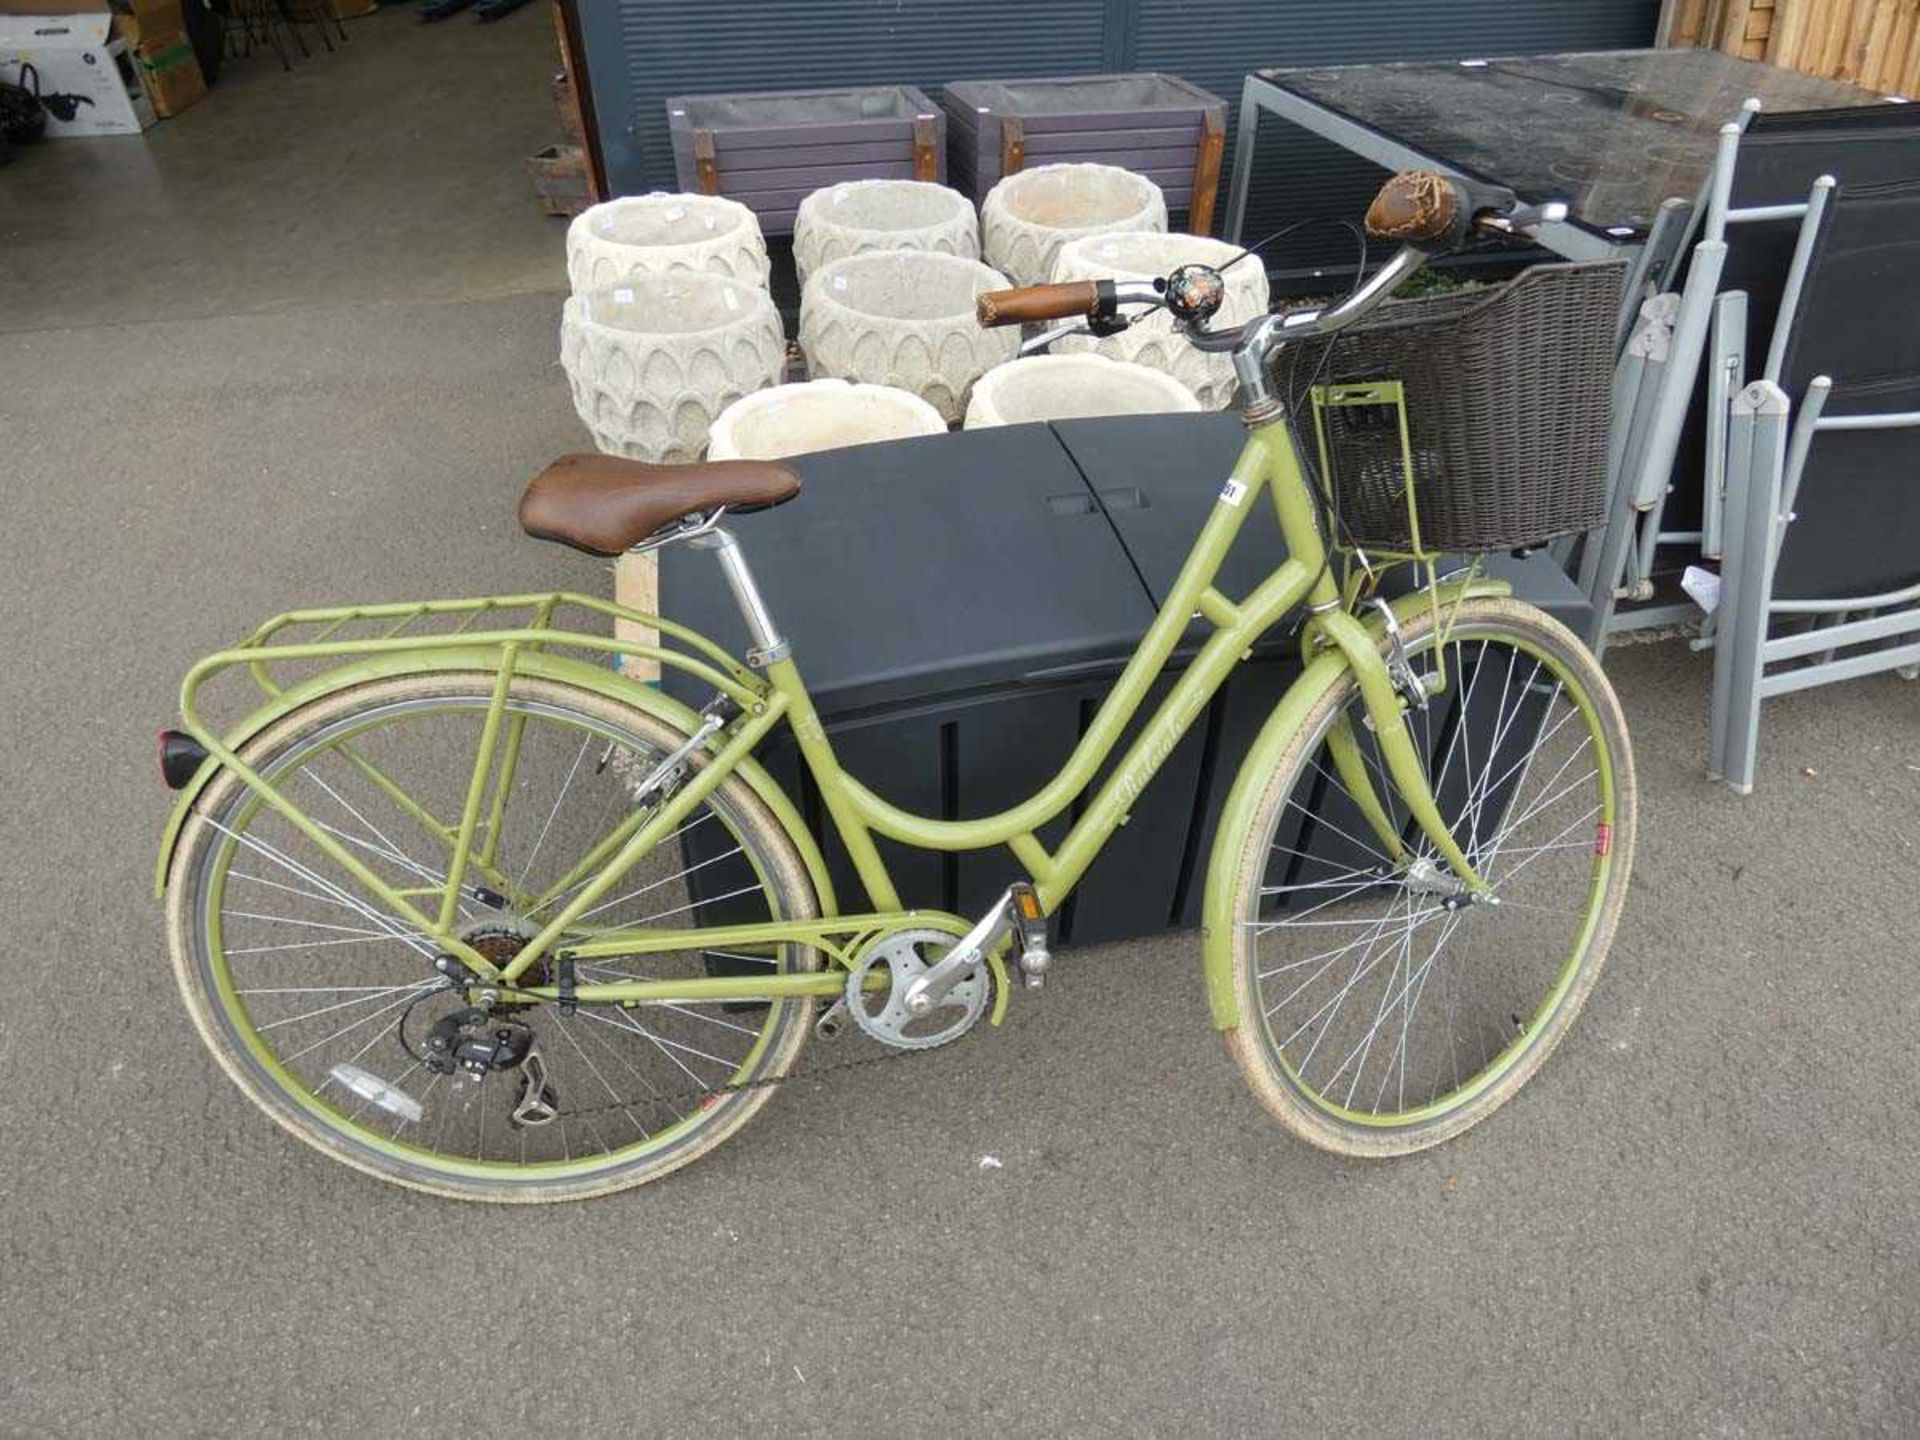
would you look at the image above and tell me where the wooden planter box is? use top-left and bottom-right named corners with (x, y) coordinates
top-left (666, 84), bottom-right (945, 237)
top-left (525, 145), bottom-right (593, 218)
top-left (940, 73), bottom-right (1229, 234)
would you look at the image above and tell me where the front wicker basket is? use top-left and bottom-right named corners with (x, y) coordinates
top-left (1280, 261), bottom-right (1624, 556)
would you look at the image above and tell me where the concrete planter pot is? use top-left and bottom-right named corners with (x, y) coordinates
top-left (963, 352), bottom-right (1201, 429)
top-left (1050, 232), bottom-right (1270, 408)
top-left (799, 251), bottom-right (1017, 423)
top-left (708, 379), bottom-right (947, 460)
top-left (566, 194), bottom-right (771, 292)
top-left (979, 162), bottom-right (1166, 284)
top-left (560, 272), bottom-right (785, 463)
top-left (792, 179), bottom-right (980, 288)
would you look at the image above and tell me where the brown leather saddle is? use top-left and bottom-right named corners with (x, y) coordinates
top-left (517, 452), bottom-right (802, 557)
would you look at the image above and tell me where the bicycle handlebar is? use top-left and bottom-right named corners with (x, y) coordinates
top-left (976, 278), bottom-right (1166, 329)
top-left (975, 170), bottom-right (1563, 368)
top-left (976, 280), bottom-right (1103, 328)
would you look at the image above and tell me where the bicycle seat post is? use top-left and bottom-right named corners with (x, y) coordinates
top-left (691, 527), bottom-right (790, 668)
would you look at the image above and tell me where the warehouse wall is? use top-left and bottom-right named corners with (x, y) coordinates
top-left (576, 0), bottom-right (1659, 279)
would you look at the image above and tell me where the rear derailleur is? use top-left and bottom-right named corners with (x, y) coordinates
top-left (417, 1006), bottom-right (557, 1128)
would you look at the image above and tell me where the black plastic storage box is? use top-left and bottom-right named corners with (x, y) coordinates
top-left (663, 414), bottom-right (1594, 948)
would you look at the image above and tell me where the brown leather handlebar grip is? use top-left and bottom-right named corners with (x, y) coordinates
top-left (1364, 170), bottom-right (1461, 244)
top-left (975, 281), bottom-right (1101, 328)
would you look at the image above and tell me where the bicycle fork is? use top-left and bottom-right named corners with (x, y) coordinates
top-left (1310, 605), bottom-right (1490, 899)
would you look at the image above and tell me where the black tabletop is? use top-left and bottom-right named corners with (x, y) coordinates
top-left (1259, 49), bottom-right (1888, 239)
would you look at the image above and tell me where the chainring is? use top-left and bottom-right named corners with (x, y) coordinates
top-left (844, 928), bottom-right (989, 1050)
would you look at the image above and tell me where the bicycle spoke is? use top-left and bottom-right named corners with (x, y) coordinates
top-left (517, 731), bottom-right (594, 893)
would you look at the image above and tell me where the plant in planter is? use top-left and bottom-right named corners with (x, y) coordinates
top-left (1050, 232), bottom-right (1270, 408)
top-left (560, 272), bottom-right (785, 463)
top-left (799, 251), bottom-right (1018, 423)
top-left (980, 162), bottom-right (1166, 284)
top-left (708, 379), bottom-right (947, 460)
top-left (963, 352), bottom-right (1201, 429)
top-left (792, 179), bottom-right (979, 288)
top-left (566, 193), bottom-right (771, 292)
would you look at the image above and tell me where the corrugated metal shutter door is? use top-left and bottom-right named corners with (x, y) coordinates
top-left (581, 0), bottom-right (1658, 280)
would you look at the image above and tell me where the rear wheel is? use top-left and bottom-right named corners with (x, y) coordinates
top-left (166, 673), bottom-right (820, 1202)
top-left (1221, 598), bottom-right (1636, 1155)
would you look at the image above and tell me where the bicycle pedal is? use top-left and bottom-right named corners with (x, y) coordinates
top-left (1009, 882), bottom-right (1051, 988)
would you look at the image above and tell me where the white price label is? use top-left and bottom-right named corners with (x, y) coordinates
top-left (1219, 478), bottom-right (1248, 507)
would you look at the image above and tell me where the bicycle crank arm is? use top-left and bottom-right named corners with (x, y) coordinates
top-left (900, 888), bottom-right (1017, 1016)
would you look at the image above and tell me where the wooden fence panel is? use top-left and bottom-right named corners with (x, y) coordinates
top-left (1675, 0), bottom-right (1920, 96)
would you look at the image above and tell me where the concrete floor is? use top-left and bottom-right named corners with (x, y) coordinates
top-left (2, 14), bottom-right (1918, 1436)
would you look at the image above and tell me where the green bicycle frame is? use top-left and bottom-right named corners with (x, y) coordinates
top-left (163, 412), bottom-right (1506, 1018)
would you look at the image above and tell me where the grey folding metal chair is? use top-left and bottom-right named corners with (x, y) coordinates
top-left (1709, 175), bottom-right (1920, 792)
top-left (1581, 102), bottom-right (1836, 649)
top-left (1713, 381), bottom-right (1920, 791)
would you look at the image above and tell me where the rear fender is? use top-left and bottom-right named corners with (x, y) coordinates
top-left (153, 647), bottom-right (838, 916)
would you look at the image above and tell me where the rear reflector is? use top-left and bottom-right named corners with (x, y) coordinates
top-left (158, 730), bottom-right (209, 789)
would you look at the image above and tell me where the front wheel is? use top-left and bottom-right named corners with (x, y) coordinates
top-left (1220, 597), bottom-right (1636, 1156)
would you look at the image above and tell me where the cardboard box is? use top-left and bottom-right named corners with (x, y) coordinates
top-left (104, 0), bottom-right (204, 119)
top-left (133, 30), bottom-right (200, 116)
top-left (0, 11), bottom-right (155, 135)
top-left (110, 0), bottom-right (181, 47)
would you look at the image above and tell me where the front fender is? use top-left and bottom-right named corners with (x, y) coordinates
top-left (153, 647), bottom-right (838, 916)
top-left (1197, 576), bottom-right (1509, 1029)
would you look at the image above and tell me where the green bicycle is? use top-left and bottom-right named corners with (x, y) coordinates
top-left (157, 172), bottom-right (1636, 1201)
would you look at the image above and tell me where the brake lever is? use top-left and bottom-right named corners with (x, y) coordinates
top-left (1475, 200), bottom-right (1570, 237)
top-left (1020, 321), bottom-right (1094, 356)
top-left (1018, 309), bottom-right (1136, 356)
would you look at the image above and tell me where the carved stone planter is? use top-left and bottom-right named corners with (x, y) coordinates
top-left (799, 251), bottom-right (1017, 423)
top-left (566, 193), bottom-right (771, 292)
top-left (708, 379), bottom-right (947, 460)
top-left (792, 179), bottom-right (979, 288)
top-left (560, 271), bottom-right (784, 463)
top-left (979, 162), bottom-right (1166, 284)
top-left (1050, 232), bottom-right (1270, 408)
top-left (963, 353), bottom-right (1201, 429)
